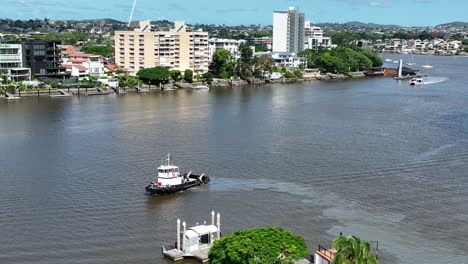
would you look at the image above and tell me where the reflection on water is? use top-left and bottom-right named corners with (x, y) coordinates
top-left (1, 55), bottom-right (468, 264)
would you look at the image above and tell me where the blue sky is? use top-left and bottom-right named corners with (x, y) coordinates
top-left (1, 0), bottom-right (467, 26)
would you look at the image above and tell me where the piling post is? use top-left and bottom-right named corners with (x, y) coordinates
top-left (177, 219), bottom-right (181, 251)
top-left (211, 211), bottom-right (215, 226)
top-left (182, 221), bottom-right (186, 253)
top-left (217, 213), bottom-right (221, 239)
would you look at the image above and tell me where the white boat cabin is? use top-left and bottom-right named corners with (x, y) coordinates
top-left (157, 154), bottom-right (182, 186)
top-left (157, 165), bottom-right (182, 186)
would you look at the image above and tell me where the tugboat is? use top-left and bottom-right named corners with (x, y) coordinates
top-left (145, 154), bottom-right (210, 196)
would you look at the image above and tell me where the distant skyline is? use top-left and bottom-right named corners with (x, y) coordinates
top-left (1, 0), bottom-right (467, 27)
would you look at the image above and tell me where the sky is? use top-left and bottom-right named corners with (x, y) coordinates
top-left (1, 0), bottom-right (467, 26)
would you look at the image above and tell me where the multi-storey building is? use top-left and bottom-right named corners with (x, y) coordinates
top-left (115, 21), bottom-right (209, 75)
top-left (273, 7), bottom-right (305, 54)
top-left (208, 38), bottom-right (245, 60)
top-left (304, 21), bottom-right (333, 49)
top-left (0, 42), bottom-right (31, 81)
top-left (21, 40), bottom-right (67, 78)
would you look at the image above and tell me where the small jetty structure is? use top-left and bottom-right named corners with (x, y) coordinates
top-left (4, 91), bottom-right (20, 100)
top-left (163, 211), bottom-right (221, 263)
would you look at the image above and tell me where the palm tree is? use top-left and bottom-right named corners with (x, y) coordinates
top-left (332, 235), bottom-right (379, 264)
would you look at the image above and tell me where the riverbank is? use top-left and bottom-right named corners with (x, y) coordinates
top-left (0, 71), bottom-right (373, 99)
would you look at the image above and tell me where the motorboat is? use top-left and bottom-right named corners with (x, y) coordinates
top-left (385, 59), bottom-right (393, 62)
top-left (422, 65), bottom-right (434, 69)
top-left (409, 78), bottom-right (424, 86)
top-left (145, 154), bottom-right (210, 196)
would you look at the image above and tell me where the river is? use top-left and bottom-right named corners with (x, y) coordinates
top-left (1, 54), bottom-right (467, 264)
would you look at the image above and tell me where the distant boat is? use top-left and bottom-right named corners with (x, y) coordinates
top-left (393, 61), bottom-right (399, 64)
top-left (422, 65), bottom-right (434, 69)
top-left (385, 59), bottom-right (392, 62)
top-left (409, 78), bottom-right (424, 86)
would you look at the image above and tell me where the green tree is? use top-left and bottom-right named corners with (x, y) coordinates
top-left (210, 49), bottom-right (236, 78)
top-left (209, 227), bottom-right (308, 264)
top-left (81, 46), bottom-right (113, 57)
top-left (170, 70), bottom-right (182, 82)
top-left (360, 49), bottom-right (383, 67)
top-left (332, 235), bottom-right (379, 264)
top-left (184, 69), bottom-right (193, 83)
top-left (202, 72), bottom-right (214, 84)
top-left (238, 43), bottom-right (254, 80)
top-left (137, 67), bottom-right (170, 85)
top-left (284, 71), bottom-right (297, 79)
top-left (316, 53), bottom-right (349, 74)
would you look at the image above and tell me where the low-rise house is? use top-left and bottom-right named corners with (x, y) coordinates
top-left (256, 51), bottom-right (306, 68)
top-left (208, 38), bottom-right (245, 60)
top-left (62, 53), bottom-right (106, 78)
top-left (58, 45), bottom-right (80, 57)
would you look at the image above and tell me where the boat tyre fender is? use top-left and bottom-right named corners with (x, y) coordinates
top-left (202, 176), bottom-right (210, 184)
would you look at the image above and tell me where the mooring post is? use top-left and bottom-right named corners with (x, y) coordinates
top-left (177, 219), bottom-right (181, 251)
top-left (217, 213), bottom-right (221, 239)
top-left (211, 211), bottom-right (215, 226)
top-left (182, 221), bottom-right (186, 253)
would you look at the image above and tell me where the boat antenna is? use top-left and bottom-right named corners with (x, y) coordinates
top-left (128, 0), bottom-right (137, 27)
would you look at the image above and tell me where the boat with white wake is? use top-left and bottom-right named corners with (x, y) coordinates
top-left (145, 154), bottom-right (210, 196)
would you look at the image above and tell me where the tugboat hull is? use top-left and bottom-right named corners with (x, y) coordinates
top-left (146, 174), bottom-right (210, 196)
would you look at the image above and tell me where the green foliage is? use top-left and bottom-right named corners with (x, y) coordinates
top-left (184, 69), bottom-right (193, 83)
top-left (301, 47), bottom-right (380, 73)
top-left (331, 32), bottom-right (361, 46)
top-left (170, 70), bottom-right (182, 82)
top-left (316, 53), bottom-right (349, 74)
top-left (195, 74), bottom-right (202, 82)
top-left (284, 71), bottom-right (296, 79)
top-left (254, 44), bottom-right (270, 52)
top-left (6, 85), bottom-right (16, 94)
top-left (202, 72), bottom-right (214, 84)
top-left (210, 49), bottom-right (236, 78)
top-left (332, 235), bottom-right (379, 264)
top-left (137, 67), bottom-right (170, 85)
top-left (81, 46), bottom-right (113, 57)
top-left (293, 69), bottom-right (303, 78)
top-left (3, 35), bottom-right (18, 41)
top-left (209, 227), bottom-right (308, 264)
top-left (0, 75), bottom-right (7, 84)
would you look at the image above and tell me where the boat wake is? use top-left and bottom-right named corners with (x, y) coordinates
top-left (422, 77), bottom-right (449, 85)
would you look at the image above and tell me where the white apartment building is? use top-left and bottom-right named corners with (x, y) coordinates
top-left (0, 43), bottom-right (31, 81)
top-left (304, 21), bottom-right (333, 49)
top-left (256, 51), bottom-right (306, 68)
top-left (208, 38), bottom-right (245, 60)
top-left (273, 7), bottom-right (305, 54)
top-left (115, 21), bottom-right (209, 75)
top-left (62, 53), bottom-right (106, 78)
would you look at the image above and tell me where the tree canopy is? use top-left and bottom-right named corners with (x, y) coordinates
top-left (137, 67), bottom-right (170, 85)
top-left (184, 69), bottom-right (193, 83)
top-left (299, 47), bottom-right (382, 74)
top-left (209, 227), bottom-right (308, 264)
top-left (81, 45), bottom-right (113, 57)
top-left (332, 235), bottom-right (379, 264)
top-left (210, 49), bottom-right (237, 79)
